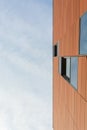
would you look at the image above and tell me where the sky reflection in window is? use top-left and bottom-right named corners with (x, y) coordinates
top-left (80, 11), bottom-right (87, 55)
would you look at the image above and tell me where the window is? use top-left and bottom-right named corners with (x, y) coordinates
top-left (57, 43), bottom-right (59, 56)
top-left (53, 45), bottom-right (57, 57)
top-left (59, 57), bottom-right (78, 90)
top-left (66, 58), bottom-right (70, 79)
top-left (59, 57), bottom-right (70, 82)
top-left (80, 11), bottom-right (87, 55)
top-left (59, 57), bottom-right (61, 74)
top-left (53, 42), bottom-right (59, 57)
top-left (70, 57), bottom-right (78, 89)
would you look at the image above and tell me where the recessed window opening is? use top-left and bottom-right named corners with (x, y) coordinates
top-left (53, 45), bottom-right (57, 57)
top-left (60, 57), bottom-right (70, 82)
top-left (59, 57), bottom-right (78, 90)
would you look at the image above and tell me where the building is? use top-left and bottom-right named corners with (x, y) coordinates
top-left (53, 0), bottom-right (87, 130)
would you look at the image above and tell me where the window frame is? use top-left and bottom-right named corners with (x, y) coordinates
top-left (53, 44), bottom-right (57, 57)
top-left (59, 56), bottom-right (78, 90)
top-left (59, 57), bottom-right (71, 83)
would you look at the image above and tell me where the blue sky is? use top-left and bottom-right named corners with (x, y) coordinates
top-left (0, 0), bottom-right (52, 130)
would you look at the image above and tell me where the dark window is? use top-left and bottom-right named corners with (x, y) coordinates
top-left (53, 45), bottom-right (57, 57)
top-left (80, 11), bottom-right (87, 55)
top-left (59, 57), bottom-right (70, 82)
top-left (70, 57), bottom-right (78, 89)
top-left (61, 57), bottom-right (66, 76)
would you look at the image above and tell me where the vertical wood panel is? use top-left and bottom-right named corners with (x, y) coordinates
top-left (80, 0), bottom-right (87, 16)
top-left (59, 20), bottom-right (79, 56)
top-left (68, 86), bottom-right (75, 119)
top-left (64, 108), bottom-right (73, 130)
top-left (53, 58), bottom-right (59, 130)
top-left (85, 103), bottom-right (87, 130)
top-left (65, 81), bottom-right (75, 118)
top-left (53, 0), bottom-right (87, 130)
top-left (53, 0), bottom-right (80, 44)
top-left (78, 57), bottom-right (87, 100)
top-left (73, 0), bottom-right (80, 22)
top-left (74, 92), bottom-right (85, 130)
top-left (73, 125), bottom-right (79, 130)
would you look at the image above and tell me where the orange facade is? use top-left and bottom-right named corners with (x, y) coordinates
top-left (53, 0), bottom-right (87, 130)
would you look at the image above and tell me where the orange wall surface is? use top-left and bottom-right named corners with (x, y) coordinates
top-left (53, 0), bottom-right (87, 130)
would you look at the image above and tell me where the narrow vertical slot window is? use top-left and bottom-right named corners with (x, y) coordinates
top-left (53, 45), bottom-right (57, 57)
top-left (59, 57), bottom-right (70, 82)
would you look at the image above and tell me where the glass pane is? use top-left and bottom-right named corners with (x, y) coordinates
top-left (66, 57), bottom-right (70, 78)
top-left (80, 11), bottom-right (87, 54)
top-left (71, 57), bottom-right (78, 89)
top-left (59, 57), bottom-right (61, 74)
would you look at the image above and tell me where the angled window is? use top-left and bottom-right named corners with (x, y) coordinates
top-left (59, 57), bottom-right (70, 82)
top-left (70, 57), bottom-right (78, 90)
top-left (59, 57), bottom-right (78, 90)
top-left (80, 11), bottom-right (87, 55)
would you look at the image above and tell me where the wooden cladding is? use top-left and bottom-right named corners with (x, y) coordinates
top-left (53, 0), bottom-right (87, 56)
top-left (53, 57), bottom-right (87, 130)
top-left (80, 0), bottom-right (87, 16)
top-left (59, 20), bottom-right (79, 56)
top-left (53, 0), bottom-right (87, 47)
top-left (78, 56), bottom-right (87, 101)
top-left (53, 0), bottom-right (87, 130)
top-left (53, 0), bottom-right (80, 46)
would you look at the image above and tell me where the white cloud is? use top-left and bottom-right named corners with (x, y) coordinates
top-left (0, 86), bottom-right (52, 130)
top-left (0, 7), bottom-right (52, 71)
top-left (0, 0), bottom-right (52, 130)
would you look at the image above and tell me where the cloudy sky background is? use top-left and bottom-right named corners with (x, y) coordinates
top-left (0, 0), bottom-right (52, 130)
